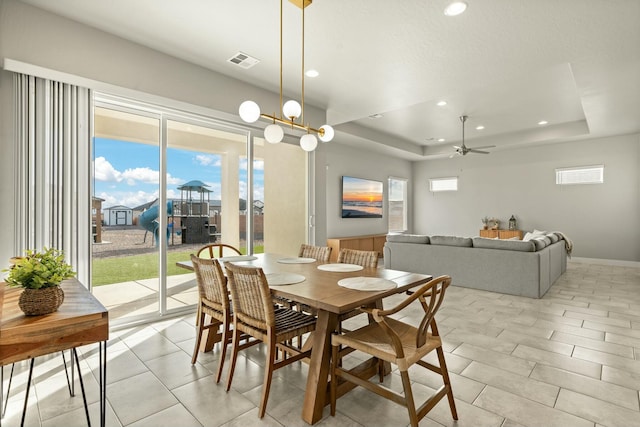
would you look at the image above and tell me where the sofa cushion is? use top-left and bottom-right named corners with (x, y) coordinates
top-left (472, 237), bottom-right (535, 252)
top-left (386, 234), bottom-right (430, 244)
top-left (546, 233), bottom-right (559, 243)
top-left (430, 235), bottom-right (473, 247)
top-left (532, 236), bottom-right (551, 250)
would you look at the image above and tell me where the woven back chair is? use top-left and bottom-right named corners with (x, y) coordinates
top-left (330, 275), bottom-right (458, 427)
top-left (337, 248), bottom-right (379, 268)
top-left (197, 243), bottom-right (242, 259)
top-left (298, 244), bottom-right (332, 262)
top-left (335, 248), bottom-right (380, 326)
top-left (189, 255), bottom-right (257, 383)
top-left (224, 262), bottom-right (317, 419)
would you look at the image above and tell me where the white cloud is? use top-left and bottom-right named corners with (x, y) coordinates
top-left (195, 154), bottom-right (220, 167)
top-left (94, 157), bottom-right (122, 182)
top-left (121, 167), bottom-right (159, 186)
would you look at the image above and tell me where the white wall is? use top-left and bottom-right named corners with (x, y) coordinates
top-left (1, 0), bottom-right (638, 264)
top-left (321, 143), bottom-right (412, 240)
top-left (413, 134), bottom-right (640, 262)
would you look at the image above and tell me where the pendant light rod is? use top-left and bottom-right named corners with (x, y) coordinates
top-left (301, 0), bottom-right (305, 126)
top-left (279, 0), bottom-right (283, 115)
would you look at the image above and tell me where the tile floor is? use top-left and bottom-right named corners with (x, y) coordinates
top-left (2, 261), bottom-right (640, 427)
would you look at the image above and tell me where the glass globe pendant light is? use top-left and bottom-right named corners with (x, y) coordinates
top-left (300, 133), bottom-right (318, 152)
top-left (264, 123), bottom-right (284, 144)
top-left (237, 0), bottom-right (334, 151)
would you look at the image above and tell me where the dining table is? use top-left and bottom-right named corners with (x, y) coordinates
top-left (177, 252), bottom-right (432, 425)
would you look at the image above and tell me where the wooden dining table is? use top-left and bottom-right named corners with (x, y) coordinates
top-left (177, 252), bottom-right (432, 425)
top-left (0, 278), bottom-right (109, 427)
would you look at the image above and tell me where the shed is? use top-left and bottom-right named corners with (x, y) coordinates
top-left (103, 205), bottom-right (133, 226)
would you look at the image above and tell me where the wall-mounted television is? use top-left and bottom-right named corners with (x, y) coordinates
top-left (341, 176), bottom-right (383, 218)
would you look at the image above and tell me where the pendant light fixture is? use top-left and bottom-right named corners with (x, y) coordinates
top-left (238, 0), bottom-right (334, 151)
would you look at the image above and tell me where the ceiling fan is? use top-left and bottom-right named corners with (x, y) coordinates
top-left (450, 115), bottom-right (495, 157)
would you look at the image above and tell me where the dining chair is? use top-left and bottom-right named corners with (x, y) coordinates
top-left (224, 262), bottom-right (317, 418)
top-left (196, 243), bottom-right (242, 259)
top-left (189, 254), bottom-right (258, 383)
top-left (330, 275), bottom-right (458, 427)
top-left (276, 244), bottom-right (332, 314)
top-left (298, 244), bottom-right (332, 262)
top-left (336, 248), bottom-right (380, 327)
top-left (336, 248), bottom-right (379, 268)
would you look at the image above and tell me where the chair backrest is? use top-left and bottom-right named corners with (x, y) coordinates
top-left (337, 248), bottom-right (378, 268)
top-left (197, 243), bottom-right (242, 259)
top-left (225, 262), bottom-right (275, 329)
top-left (409, 275), bottom-right (451, 347)
top-left (190, 254), bottom-right (229, 310)
top-left (299, 244), bottom-right (332, 262)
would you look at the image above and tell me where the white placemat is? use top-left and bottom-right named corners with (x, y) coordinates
top-left (266, 272), bottom-right (306, 286)
top-left (338, 277), bottom-right (397, 291)
top-left (218, 255), bottom-right (258, 262)
top-left (277, 257), bottom-right (317, 264)
top-left (317, 263), bottom-right (364, 272)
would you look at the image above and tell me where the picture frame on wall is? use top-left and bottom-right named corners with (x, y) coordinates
top-left (341, 176), bottom-right (383, 218)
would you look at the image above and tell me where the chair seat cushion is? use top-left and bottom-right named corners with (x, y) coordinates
top-left (332, 317), bottom-right (441, 369)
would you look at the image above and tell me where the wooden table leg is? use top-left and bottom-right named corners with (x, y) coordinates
top-left (302, 310), bottom-right (338, 424)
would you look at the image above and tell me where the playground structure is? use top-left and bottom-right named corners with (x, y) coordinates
top-left (135, 180), bottom-right (221, 247)
top-left (138, 201), bottom-right (174, 246)
top-left (176, 180), bottom-right (218, 244)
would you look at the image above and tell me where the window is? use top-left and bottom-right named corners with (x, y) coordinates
top-left (388, 177), bottom-right (408, 232)
top-left (555, 165), bottom-right (604, 185)
top-left (429, 177), bottom-right (458, 192)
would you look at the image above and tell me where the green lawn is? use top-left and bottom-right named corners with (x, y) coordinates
top-left (91, 246), bottom-right (263, 286)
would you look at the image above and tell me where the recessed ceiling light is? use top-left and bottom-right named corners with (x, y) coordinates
top-left (438, 138), bottom-right (446, 142)
top-left (476, 125), bottom-right (485, 130)
top-left (437, 100), bottom-right (447, 106)
top-left (444, 1), bottom-right (467, 16)
top-left (538, 120), bottom-right (548, 125)
top-left (368, 113), bottom-right (383, 119)
top-left (305, 69), bottom-right (319, 78)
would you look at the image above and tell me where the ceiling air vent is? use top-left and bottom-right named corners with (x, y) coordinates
top-left (227, 52), bottom-right (260, 69)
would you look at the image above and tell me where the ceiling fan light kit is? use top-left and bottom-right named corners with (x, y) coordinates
top-left (238, 0), bottom-right (334, 151)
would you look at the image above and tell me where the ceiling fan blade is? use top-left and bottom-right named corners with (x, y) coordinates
top-left (471, 145), bottom-right (496, 150)
top-left (468, 149), bottom-right (490, 154)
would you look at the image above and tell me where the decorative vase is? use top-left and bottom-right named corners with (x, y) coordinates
top-left (18, 286), bottom-right (65, 316)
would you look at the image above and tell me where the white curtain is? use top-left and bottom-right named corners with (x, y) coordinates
top-left (13, 73), bottom-right (93, 286)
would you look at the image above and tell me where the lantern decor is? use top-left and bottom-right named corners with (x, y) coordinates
top-left (509, 215), bottom-right (517, 230)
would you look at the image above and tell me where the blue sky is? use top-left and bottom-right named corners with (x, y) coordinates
top-left (94, 138), bottom-right (264, 208)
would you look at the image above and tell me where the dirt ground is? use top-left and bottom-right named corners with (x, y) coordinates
top-left (92, 225), bottom-right (206, 259)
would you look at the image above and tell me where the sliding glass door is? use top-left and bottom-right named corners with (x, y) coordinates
top-left (91, 94), bottom-right (309, 326)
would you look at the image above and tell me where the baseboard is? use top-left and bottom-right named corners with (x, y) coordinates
top-left (570, 257), bottom-right (640, 268)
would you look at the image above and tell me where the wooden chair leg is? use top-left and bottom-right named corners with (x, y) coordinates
top-left (225, 325), bottom-right (241, 392)
top-left (400, 370), bottom-right (419, 427)
top-left (330, 342), bottom-right (339, 416)
top-left (215, 322), bottom-right (231, 384)
top-left (191, 310), bottom-right (205, 364)
top-left (258, 336), bottom-right (277, 418)
top-left (436, 346), bottom-right (458, 420)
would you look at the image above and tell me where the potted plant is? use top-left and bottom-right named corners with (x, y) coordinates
top-left (481, 216), bottom-right (490, 230)
top-left (4, 247), bottom-right (76, 315)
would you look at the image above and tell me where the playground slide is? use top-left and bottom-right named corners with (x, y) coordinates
top-left (138, 201), bottom-right (173, 246)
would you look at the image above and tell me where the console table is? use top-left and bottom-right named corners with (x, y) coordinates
top-left (0, 279), bottom-right (108, 427)
top-left (479, 229), bottom-right (523, 240)
top-left (326, 234), bottom-right (386, 262)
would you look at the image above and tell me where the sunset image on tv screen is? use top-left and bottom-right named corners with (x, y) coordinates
top-left (341, 176), bottom-right (383, 218)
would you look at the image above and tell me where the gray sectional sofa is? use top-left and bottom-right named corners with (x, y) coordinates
top-left (383, 233), bottom-right (568, 298)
